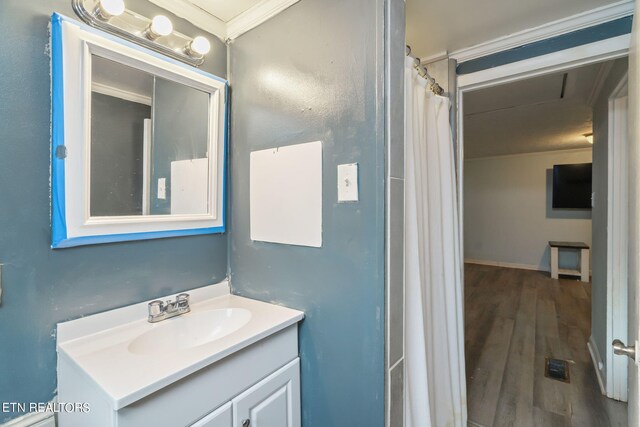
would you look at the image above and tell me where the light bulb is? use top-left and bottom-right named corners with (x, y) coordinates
top-left (150, 15), bottom-right (173, 37)
top-left (191, 36), bottom-right (211, 55)
top-left (186, 36), bottom-right (211, 57)
top-left (94, 0), bottom-right (125, 20)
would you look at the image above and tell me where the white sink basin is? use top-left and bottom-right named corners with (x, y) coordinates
top-left (58, 286), bottom-right (304, 409)
top-left (128, 308), bottom-right (252, 355)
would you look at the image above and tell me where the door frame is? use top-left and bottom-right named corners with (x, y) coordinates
top-left (455, 32), bottom-right (630, 407)
top-left (606, 73), bottom-right (630, 401)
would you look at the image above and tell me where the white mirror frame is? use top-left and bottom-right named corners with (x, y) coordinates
top-left (51, 14), bottom-right (227, 248)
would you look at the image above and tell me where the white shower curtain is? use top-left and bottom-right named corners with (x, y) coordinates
top-left (404, 57), bottom-right (467, 427)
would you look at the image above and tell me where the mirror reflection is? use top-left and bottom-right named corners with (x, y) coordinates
top-left (90, 55), bottom-right (210, 217)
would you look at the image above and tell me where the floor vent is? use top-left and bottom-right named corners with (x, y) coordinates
top-left (545, 357), bottom-right (570, 383)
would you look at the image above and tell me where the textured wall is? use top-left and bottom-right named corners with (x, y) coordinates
top-left (228, 0), bottom-right (386, 425)
top-left (591, 57), bottom-right (629, 377)
top-left (464, 149), bottom-right (593, 270)
top-left (0, 1), bottom-right (227, 423)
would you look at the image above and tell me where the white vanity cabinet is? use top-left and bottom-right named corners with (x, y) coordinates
top-left (57, 288), bottom-right (304, 427)
top-left (191, 403), bottom-right (232, 427)
top-left (232, 358), bottom-right (300, 427)
top-left (191, 358), bottom-right (300, 427)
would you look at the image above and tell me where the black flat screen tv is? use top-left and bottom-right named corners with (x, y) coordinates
top-left (552, 163), bottom-right (592, 209)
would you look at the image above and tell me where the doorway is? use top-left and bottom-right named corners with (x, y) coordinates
top-left (457, 44), bottom-right (630, 426)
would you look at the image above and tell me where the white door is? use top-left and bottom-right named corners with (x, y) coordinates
top-left (622, 5), bottom-right (640, 424)
top-left (233, 358), bottom-right (301, 427)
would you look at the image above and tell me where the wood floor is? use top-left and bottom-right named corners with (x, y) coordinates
top-left (465, 263), bottom-right (627, 427)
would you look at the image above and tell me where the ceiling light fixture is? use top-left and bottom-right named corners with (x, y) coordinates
top-left (93, 0), bottom-right (125, 20)
top-left (584, 133), bottom-right (593, 144)
top-left (72, 0), bottom-right (208, 67)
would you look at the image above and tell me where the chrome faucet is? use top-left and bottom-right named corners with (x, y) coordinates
top-left (147, 293), bottom-right (190, 323)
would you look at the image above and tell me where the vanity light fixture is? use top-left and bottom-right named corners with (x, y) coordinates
top-left (93, 0), bottom-right (125, 20)
top-left (71, 0), bottom-right (210, 67)
top-left (185, 36), bottom-right (211, 57)
top-left (143, 15), bottom-right (173, 40)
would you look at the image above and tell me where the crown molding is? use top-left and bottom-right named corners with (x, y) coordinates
top-left (227, 0), bottom-right (300, 40)
top-left (92, 82), bottom-right (153, 106)
top-left (451, 0), bottom-right (634, 63)
top-left (419, 51), bottom-right (449, 65)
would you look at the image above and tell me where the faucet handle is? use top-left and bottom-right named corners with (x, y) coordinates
top-left (148, 300), bottom-right (164, 316)
top-left (176, 293), bottom-right (190, 307)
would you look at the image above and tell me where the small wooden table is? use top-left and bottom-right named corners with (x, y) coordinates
top-left (549, 241), bottom-right (590, 282)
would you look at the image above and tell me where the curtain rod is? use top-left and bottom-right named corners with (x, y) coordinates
top-left (405, 45), bottom-right (444, 96)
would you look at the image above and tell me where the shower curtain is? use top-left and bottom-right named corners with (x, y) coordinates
top-left (404, 57), bottom-right (467, 427)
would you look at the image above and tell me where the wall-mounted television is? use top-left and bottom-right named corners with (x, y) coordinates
top-left (552, 163), bottom-right (592, 209)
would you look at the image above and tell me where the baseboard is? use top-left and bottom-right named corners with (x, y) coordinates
top-left (464, 258), bottom-right (549, 272)
top-left (1, 412), bottom-right (55, 427)
top-left (587, 336), bottom-right (607, 395)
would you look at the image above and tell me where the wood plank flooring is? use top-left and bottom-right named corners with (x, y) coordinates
top-left (465, 264), bottom-right (627, 427)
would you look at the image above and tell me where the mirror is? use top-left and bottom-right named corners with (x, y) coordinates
top-left (51, 15), bottom-right (227, 248)
top-left (90, 56), bottom-right (210, 217)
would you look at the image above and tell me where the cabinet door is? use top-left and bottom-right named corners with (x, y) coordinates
top-left (233, 358), bottom-right (300, 427)
top-left (190, 402), bottom-right (232, 427)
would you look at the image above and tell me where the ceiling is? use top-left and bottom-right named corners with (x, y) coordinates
top-left (406, 0), bottom-right (623, 60)
top-left (463, 61), bottom-right (613, 159)
top-left (187, 0), bottom-right (263, 22)
top-left (149, 0), bottom-right (300, 41)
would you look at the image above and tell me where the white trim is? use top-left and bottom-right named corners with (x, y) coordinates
top-left (226, 0), bottom-right (300, 40)
top-left (464, 147), bottom-right (593, 161)
top-left (0, 412), bottom-right (55, 427)
top-left (91, 82), bottom-right (152, 106)
top-left (587, 61), bottom-right (615, 107)
top-left (450, 0), bottom-right (634, 63)
top-left (421, 51), bottom-right (449, 65)
top-left (606, 74), bottom-right (629, 401)
top-left (147, 0), bottom-right (300, 42)
top-left (457, 35), bottom-right (630, 90)
top-left (464, 258), bottom-right (549, 273)
top-left (588, 335), bottom-right (608, 395)
top-left (142, 118), bottom-right (152, 216)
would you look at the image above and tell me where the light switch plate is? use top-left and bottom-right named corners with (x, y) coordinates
top-left (338, 163), bottom-right (359, 202)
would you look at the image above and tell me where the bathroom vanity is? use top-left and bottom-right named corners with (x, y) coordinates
top-left (57, 282), bottom-right (304, 427)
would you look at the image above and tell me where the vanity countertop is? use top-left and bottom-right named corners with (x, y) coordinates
top-left (57, 282), bottom-right (304, 409)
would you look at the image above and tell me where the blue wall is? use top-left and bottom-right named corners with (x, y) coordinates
top-left (228, 0), bottom-right (387, 425)
top-left (0, 1), bottom-right (227, 423)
